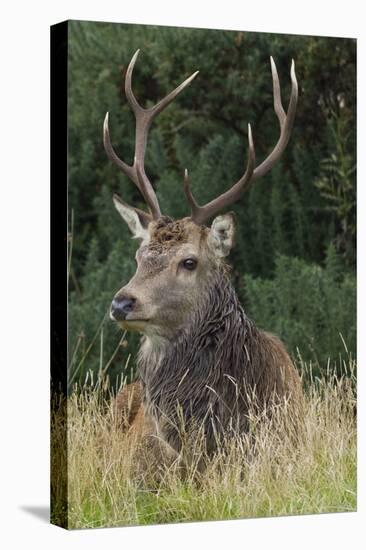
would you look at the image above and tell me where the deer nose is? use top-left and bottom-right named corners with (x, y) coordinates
top-left (110, 296), bottom-right (136, 321)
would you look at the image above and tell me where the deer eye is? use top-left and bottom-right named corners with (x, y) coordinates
top-left (182, 258), bottom-right (197, 271)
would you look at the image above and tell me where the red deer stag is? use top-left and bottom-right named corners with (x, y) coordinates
top-left (104, 50), bottom-right (302, 464)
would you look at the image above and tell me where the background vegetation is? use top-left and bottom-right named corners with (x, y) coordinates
top-left (67, 21), bottom-right (356, 391)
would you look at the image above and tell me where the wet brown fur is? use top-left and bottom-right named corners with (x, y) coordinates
top-left (113, 218), bottom-right (303, 471)
top-left (149, 216), bottom-right (190, 247)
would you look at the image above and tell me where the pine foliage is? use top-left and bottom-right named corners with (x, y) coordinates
top-left (243, 246), bottom-right (356, 369)
top-left (67, 21), bottom-right (356, 387)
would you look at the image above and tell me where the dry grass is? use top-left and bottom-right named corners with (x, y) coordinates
top-left (51, 360), bottom-right (356, 529)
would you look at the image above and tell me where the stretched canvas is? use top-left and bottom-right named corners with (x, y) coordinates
top-left (51, 19), bottom-right (357, 530)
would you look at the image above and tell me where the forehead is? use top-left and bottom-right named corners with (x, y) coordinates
top-left (139, 217), bottom-right (206, 257)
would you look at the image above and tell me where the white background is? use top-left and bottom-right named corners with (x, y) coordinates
top-left (0, 0), bottom-right (364, 548)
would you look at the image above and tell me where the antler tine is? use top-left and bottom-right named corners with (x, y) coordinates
top-left (185, 58), bottom-right (298, 225)
top-left (251, 58), bottom-right (298, 181)
top-left (103, 112), bottom-right (135, 181)
top-left (125, 50), bottom-right (199, 119)
top-left (104, 49), bottom-right (198, 220)
top-left (184, 124), bottom-right (256, 225)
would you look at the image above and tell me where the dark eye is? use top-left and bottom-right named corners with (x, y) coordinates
top-left (182, 258), bottom-right (197, 271)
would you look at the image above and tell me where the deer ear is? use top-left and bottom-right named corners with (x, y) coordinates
top-left (207, 213), bottom-right (235, 258)
top-left (113, 194), bottom-right (151, 241)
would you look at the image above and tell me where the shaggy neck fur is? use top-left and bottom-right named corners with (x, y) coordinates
top-left (137, 268), bottom-right (278, 454)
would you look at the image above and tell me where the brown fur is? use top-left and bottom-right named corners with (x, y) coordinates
top-left (112, 215), bottom-right (303, 470)
top-left (116, 331), bottom-right (302, 432)
top-left (149, 217), bottom-right (190, 247)
top-left (114, 381), bottom-right (143, 432)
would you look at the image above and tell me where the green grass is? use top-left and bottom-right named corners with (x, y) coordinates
top-left (52, 360), bottom-right (356, 529)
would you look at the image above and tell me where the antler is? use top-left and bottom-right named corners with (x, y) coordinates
top-left (104, 50), bottom-right (199, 220)
top-left (184, 57), bottom-right (298, 225)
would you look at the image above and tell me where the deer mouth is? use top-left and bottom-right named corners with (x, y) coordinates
top-left (117, 318), bottom-right (150, 332)
top-left (123, 318), bottom-right (149, 323)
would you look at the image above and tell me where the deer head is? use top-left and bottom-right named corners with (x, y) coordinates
top-left (105, 50), bottom-right (298, 340)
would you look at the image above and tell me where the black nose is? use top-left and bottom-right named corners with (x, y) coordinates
top-left (110, 296), bottom-right (136, 321)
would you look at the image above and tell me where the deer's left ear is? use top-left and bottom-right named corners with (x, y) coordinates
top-left (207, 213), bottom-right (236, 258)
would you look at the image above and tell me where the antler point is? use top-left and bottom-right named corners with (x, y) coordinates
top-left (186, 71), bottom-right (199, 84)
top-left (248, 123), bottom-right (253, 142)
top-left (127, 50), bottom-right (140, 81)
top-left (103, 112), bottom-right (110, 137)
top-left (270, 56), bottom-right (277, 73)
top-left (291, 59), bottom-right (296, 76)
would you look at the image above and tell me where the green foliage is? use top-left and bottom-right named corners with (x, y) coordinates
top-left (66, 20), bottom-right (356, 388)
top-left (243, 246), bottom-right (356, 368)
top-left (68, 236), bottom-right (140, 391)
top-left (314, 110), bottom-right (356, 266)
